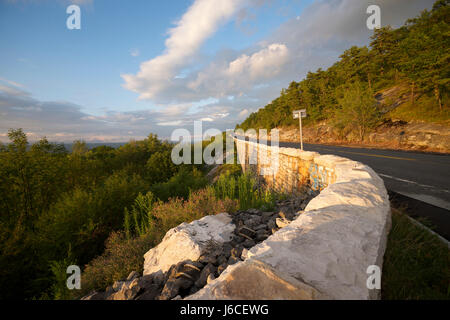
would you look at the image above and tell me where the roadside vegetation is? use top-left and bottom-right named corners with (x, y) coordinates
top-left (238, 1), bottom-right (449, 140)
top-left (0, 128), bottom-right (204, 300)
top-left (74, 168), bottom-right (281, 298)
top-left (382, 208), bottom-right (450, 300)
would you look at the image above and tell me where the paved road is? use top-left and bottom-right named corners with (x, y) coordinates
top-left (236, 135), bottom-right (450, 210)
top-left (283, 143), bottom-right (450, 211)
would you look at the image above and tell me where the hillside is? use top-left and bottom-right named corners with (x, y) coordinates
top-left (237, 0), bottom-right (449, 152)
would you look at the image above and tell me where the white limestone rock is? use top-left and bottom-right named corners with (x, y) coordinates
top-left (143, 213), bottom-right (235, 276)
top-left (244, 160), bottom-right (391, 300)
top-left (186, 259), bottom-right (327, 300)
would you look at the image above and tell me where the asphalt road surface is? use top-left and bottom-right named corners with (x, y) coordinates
top-left (235, 135), bottom-right (450, 238)
top-left (287, 143), bottom-right (450, 212)
top-left (287, 142), bottom-right (450, 240)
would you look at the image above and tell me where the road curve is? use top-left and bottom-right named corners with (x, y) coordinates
top-left (287, 142), bottom-right (450, 212)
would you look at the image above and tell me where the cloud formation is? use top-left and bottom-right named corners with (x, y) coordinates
top-left (122, 0), bottom-right (248, 100)
top-left (122, 0), bottom-right (433, 107)
top-left (2, 0), bottom-right (434, 142)
top-left (0, 78), bottom-right (236, 142)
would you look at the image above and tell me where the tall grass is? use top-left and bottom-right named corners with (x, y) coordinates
top-left (123, 192), bottom-right (155, 239)
top-left (382, 208), bottom-right (450, 300)
top-left (214, 172), bottom-right (278, 211)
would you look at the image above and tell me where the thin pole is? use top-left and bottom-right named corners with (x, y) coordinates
top-left (299, 114), bottom-right (303, 151)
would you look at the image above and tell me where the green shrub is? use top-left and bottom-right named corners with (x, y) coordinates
top-left (80, 188), bottom-right (238, 296)
top-left (77, 232), bottom-right (156, 297)
top-left (151, 167), bottom-right (208, 201)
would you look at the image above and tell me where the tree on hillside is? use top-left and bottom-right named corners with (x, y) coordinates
top-left (335, 81), bottom-right (380, 142)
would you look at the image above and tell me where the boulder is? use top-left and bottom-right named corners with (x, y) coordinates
top-left (111, 278), bottom-right (141, 300)
top-left (186, 260), bottom-right (326, 300)
top-left (143, 213), bottom-right (235, 275)
top-left (135, 284), bottom-right (161, 300)
top-left (126, 271), bottom-right (140, 281)
top-left (195, 263), bottom-right (216, 288)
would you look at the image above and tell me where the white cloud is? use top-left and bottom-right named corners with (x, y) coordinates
top-left (188, 43), bottom-right (289, 96)
top-left (122, 0), bottom-right (247, 100)
top-left (157, 120), bottom-right (183, 126)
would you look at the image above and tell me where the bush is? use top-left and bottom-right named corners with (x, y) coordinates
top-left (34, 170), bottom-right (150, 294)
top-left (151, 167), bottom-right (208, 201)
top-left (77, 232), bottom-right (156, 297)
top-left (80, 188), bottom-right (238, 295)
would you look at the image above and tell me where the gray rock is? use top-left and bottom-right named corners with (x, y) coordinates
top-left (217, 264), bottom-right (228, 276)
top-left (228, 256), bottom-right (240, 265)
top-left (254, 224), bottom-right (266, 231)
top-left (242, 239), bottom-right (255, 248)
top-left (189, 285), bottom-right (200, 295)
top-left (138, 274), bottom-right (154, 290)
top-left (159, 277), bottom-right (193, 300)
top-left (195, 263), bottom-right (216, 288)
top-left (206, 273), bottom-right (215, 284)
top-left (135, 284), bottom-right (160, 300)
top-left (261, 212), bottom-right (274, 222)
top-left (267, 219), bottom-right (276, 230)
top-left (152, 270), bottom-right (165, 287)
top-left (217, 255), bottom-right (227, 266)
top-left (112, 280), bottom-right (125, 292)
top-left (230, 246), bottom-right (243, 259)
top-left (112, 278), bottom-right (141, 300)
top-left (221, 243), bottom-right (232, 258)
top-left (256, 233), bottom-right (268, 241)
top-left (276, 217), bottom-right (290, 228)
top-left (126, 271), bottom-right (140, 281)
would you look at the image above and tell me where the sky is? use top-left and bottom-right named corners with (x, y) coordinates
top-left (0, 0), bottom-right (434, 143)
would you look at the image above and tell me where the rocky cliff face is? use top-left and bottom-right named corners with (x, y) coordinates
top-left (278, 121), bottom-right (450, 153)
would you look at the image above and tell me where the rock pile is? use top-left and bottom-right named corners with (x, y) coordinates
top-left (81, 191), bottom-right (319, 300)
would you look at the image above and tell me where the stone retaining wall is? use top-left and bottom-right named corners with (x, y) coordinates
top-left (188, 138), bottom-right (391, 299)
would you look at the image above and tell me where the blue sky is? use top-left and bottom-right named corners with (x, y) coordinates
top-left (0, 0), bottom-right (433, 142)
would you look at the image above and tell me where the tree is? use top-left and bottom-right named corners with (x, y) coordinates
top-left (335, 81), bottom-right (380, 142)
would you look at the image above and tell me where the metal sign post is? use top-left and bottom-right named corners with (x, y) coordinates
top-left (293, 109), bottom-right (307, 151)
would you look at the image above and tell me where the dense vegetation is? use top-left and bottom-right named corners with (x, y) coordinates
top-left (238, 1), bottom-right (449, 139)
top-left (0, 128), bottom-right (279, 299)
top-left (74, 168), bottom-right (280, 298)
top-left (0, 129), bottom-right (206, 299)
